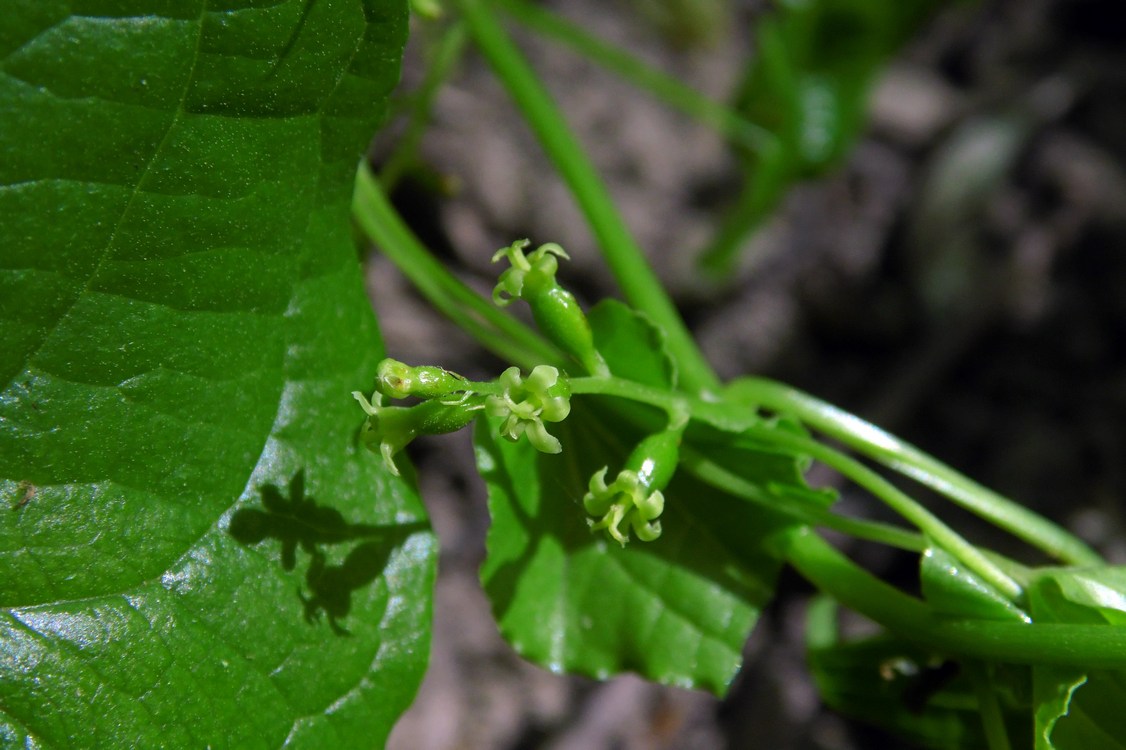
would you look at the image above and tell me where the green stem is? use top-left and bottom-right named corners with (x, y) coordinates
top-left (380, 22), bottom-right (468, 192)
top-left (738, 428), bottom-right (1023, 601)
top-left (966, 661), bottom-right (1012, 750)
top-left (727, 377), bottom-right (1103, 566)
top-left (495, 0), bottom-right (772, 153)
top-left (697, 143), bottom-right (789, 277)
top-left (568, 375), bottom-right (748, 433)
top-left (353, 164), bottom-right (565, 370)
top-left (681, 446), bottom-right (925, 552)
top-left (783, 527), bottom-right (1126, 670)
top-left (453, 0), bottom-right (720, 395)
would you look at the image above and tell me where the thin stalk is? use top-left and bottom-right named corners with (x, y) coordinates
top-left (681, 446), bottom-right (925, 552)
top-left (353, 164), bottom-right (565, 371)
top-left (783, 527), bottom-right (1126, 670)
top-left (495, 0), bottom-right (772, 153)
top-left (966, 661), bottom-right (1013, 750)
top-left (727, 377), bottom-right (1103, 566)
top-left (453, 0), bottom-right (720, 394)
top-left (697, 143), bottom-right (788, 276)
top-left (738, 428), bottom-right (1023, 601)
top-left (380, 22), bottom-right (468, 192)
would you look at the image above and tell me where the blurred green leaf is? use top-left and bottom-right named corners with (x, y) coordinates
top-left (921, 546), bottom-right (1031, 623)
top-left (588, 299), bottom-right (676, 390)
top-left (1029, 570), bottom-right (1126, 749)
top-left (702, 0), bottom-right (944, 272)
top-left (806, 600), bottom-right (1032, 749)
top-left (0, 2), bottom-right (434, 747)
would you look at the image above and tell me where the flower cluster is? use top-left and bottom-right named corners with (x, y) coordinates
top-left (485, 365), bottom-right (571, 454)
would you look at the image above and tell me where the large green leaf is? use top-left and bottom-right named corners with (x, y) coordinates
top-left (0, 2), bottom-right (434, 747)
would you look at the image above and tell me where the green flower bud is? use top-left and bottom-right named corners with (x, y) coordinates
top-left (376, 358), bottom-right (469, 401)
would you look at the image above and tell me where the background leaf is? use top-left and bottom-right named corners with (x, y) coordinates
top-left (805, 597), bottom-right (1032, 750)
top-left (0, 2), bottom-right (433, 747)
top-left (588, 298), bottom-right (676, 389)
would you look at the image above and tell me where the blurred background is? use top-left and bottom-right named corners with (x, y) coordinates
top-left (369, 0), bottom-right (1126, 746)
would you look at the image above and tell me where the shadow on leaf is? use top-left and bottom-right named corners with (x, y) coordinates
top-left (229, 469), bottom-right (427, 635)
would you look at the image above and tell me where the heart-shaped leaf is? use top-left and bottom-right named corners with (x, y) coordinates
top-left (0, 2), bottom-right (434, 747)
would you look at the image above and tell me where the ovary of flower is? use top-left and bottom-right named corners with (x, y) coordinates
top-left (485, 365), bottom-right (571, 454)
top-left (583, 467), bottom-right (665, 546)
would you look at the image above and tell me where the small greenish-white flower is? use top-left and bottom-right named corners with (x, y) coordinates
top-left (582, 426), bottom-right (682, 545)
top-left (485, 365), bottom-right (571, 454)
top-left (583, 467), bottom-right (665, 546)
top-left (491, 239), bottom-right (568, 307)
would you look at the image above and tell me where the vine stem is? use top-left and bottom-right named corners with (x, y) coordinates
top-left (738, 429), bottom-right (1023, 600)
top-left (453, 0), bottom-right (720, 395)
top-left (725, 377), bottom-right (1103, 566)
top-left (966, 661), bottom-right (1013, 750)
top-left (494, 0), bottom-right (772, 153)
top-left (783, 527), bottom-right (1126, 670)
top-left (680, 446), bottom-right (927, 552)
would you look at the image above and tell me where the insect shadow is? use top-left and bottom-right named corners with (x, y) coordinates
top-left (229, 469), bottom-right (426, 635)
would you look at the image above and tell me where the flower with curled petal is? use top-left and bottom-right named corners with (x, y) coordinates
top-left (485, 365), bottom-right (571, 454)
top-left (491, 239), bottom-right (568, 307)
top-left (583, 468), bottom-right (665, 546)
top-left (582, 426), bottom-right (682, 545)
top-left (491, 239), bottom-right (608, 376)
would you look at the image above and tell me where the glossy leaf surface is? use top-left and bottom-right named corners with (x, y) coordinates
top-left (0, 2), bottom-right (433, 747)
